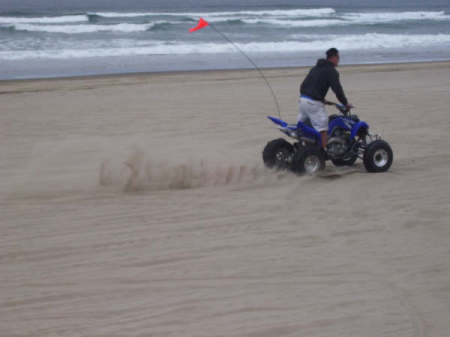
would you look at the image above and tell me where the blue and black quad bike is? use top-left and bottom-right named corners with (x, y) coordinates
top-left (263, 102), bottom-right (393, 174)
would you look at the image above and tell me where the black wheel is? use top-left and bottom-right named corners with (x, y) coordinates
top-left (262, 138), bottom-right (294, 170)
top-left (291, 146), bottom-right (326, 174)
top-left (331, 155), bottom-right (358, 167)
top-left (363, 140), bottom-right (393, 172)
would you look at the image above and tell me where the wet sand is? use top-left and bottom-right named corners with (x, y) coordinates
top-left (1, 62), bottom-right (450, 337)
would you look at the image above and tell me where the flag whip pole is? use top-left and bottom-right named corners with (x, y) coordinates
top-left (191, 18), bottom-right (282, 120)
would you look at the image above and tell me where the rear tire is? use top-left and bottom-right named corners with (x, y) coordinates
top-left (262, 138), bottom-right (294, 170)
top-left (291, 146), bottom-right (326, 174)
top-left (363, 140), bottom-right (393, 172)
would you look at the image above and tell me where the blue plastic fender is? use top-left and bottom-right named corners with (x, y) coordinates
top-left (350, 121), bottom-right (369, 140)
top-left (328, 117), bottom-right (352, 134)
top-left (296, 121), bottom-right (322, 145)
top-left (267, 116), bottom-right (287, 127)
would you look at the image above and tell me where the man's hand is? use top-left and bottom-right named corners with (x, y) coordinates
top-left (345, 103), bottom-right (354, 110)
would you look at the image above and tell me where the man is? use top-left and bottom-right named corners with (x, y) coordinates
top-left (298, 48), bottom-right (352, 149)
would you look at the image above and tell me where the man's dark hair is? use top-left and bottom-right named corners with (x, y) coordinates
top-left (326, 48), bottom-right (339, 59)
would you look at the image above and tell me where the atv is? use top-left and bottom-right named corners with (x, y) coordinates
top-left (263, 102), bottom-right (393, 174)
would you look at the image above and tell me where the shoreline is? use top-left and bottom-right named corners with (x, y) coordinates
top-left (1, 59), bottom-right (450, 85)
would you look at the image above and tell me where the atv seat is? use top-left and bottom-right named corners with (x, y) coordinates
top-left (301, 118), bottom-right (313, 128)
top-left (329, 114), bottom-right (340, 123)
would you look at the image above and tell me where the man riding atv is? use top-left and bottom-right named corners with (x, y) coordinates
top-left (298, 48), bottom-right (353, 149)
top-left (263, 48), bottom-right (393, 174)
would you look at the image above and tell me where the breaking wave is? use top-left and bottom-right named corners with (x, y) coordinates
top-left (88, 9), bottom-right (450, 26)
top-left (239, 10), bottom-right (450, 27)
top-left (1, 8), bottom-right (450, 71)
top-left (241, 18), bottom-right (346, 27)
top-left (0, 14), bottom-right (88, 24)
top-left (90, 8), bottom-right (336, 19)
top-left (341, 11), bottom-right (450, 24)
top-left (2, 9), bottom-right (448, 28)
top-left (2, 33), bottom-right (450, 60)
top-left (9, 22), bottom-right (155, 34)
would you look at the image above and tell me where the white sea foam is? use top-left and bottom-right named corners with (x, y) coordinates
top-left (12, 23), bottom-right (155, 34)
top-left (241, 10), bottom-right (450, 27)
top-left (242, 18), bottom-right (346, 27)
top-left (0, 15), bottom-right (88, 24)
top-left (232, 8), bottom-right (335, 16)
top-left (341, 10), bottom-right (450, 24)
top-left (193, 8), bottom-right (336, 18)
top-left (1, 9), bottom-right (448, 31)
top-left (90, 9), bottom-right (450, 26)
top-left (90, 12), bottom-right (158, 18)
top-left (2, 33), bottom-right (450, 60)
top-left (92, 8), bottom-right (336, 19)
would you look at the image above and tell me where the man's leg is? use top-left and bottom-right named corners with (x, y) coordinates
top-left (308, 102), bottom-right (328, 149)
top-left (297, 99), bottom-right (308, 123)
top-left (320, 131), bottom-right (327, 150)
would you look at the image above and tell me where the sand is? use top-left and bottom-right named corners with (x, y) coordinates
top-left (1, 62), bottom-right (450, 337)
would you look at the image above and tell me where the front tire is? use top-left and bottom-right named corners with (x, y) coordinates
top-left (262, 138), bottom-right (294, 170)
top-left (363, 140), bottom-right (393, 172)
top-left (291, 146), bottom-right (326, 174)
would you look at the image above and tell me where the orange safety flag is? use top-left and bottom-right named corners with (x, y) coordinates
top-left (189, 18), bottom-right (209, 32)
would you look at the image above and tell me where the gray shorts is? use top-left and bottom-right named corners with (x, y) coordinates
top-left (297, 97), bottom-right (328, 132)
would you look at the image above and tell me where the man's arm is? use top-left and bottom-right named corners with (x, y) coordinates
top-left (329, 69), bottom-right (348, 106)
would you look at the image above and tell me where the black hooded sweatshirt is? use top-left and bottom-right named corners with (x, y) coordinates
top-left (300, 59), bottom-right (348, 105)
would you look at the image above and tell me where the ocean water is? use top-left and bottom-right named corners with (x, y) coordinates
top-left (1, 0), bottom-right (450, 79)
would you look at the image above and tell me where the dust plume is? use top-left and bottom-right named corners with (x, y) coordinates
top-left (98, 146), bottom-right (284, 192)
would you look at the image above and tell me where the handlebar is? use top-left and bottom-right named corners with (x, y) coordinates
top-left (324, 100), bottom-right (353, 115)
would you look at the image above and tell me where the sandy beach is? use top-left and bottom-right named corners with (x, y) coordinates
top-left (1, 62), bottom-right (450, 337)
